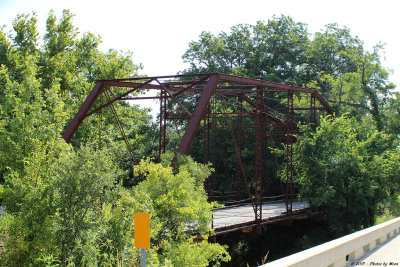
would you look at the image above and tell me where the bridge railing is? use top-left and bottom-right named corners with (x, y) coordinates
top-left (212, 191), bottom-right (293, 210)
top-left (261, 217), bottom-right (400, 267)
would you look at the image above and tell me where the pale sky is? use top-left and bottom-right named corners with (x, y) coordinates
top-left (0, 0), bottom-right (399, 111)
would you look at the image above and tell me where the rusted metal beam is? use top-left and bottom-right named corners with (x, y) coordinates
top-left (217, 73), bottom-right (315, 93)
top-left (314, 91), bottom-right (334, 114)
top-left (122, 96), bottom-right (165, 100)
top-left (176, 74), bottom-right (218, 155)
top-left (170, 76), bottom-right (210, 97)
top-left (275, 107), bottom-right (327, 111)
top-left (156, 79), bottom-right (192, 117)
top-left (254, 86), bottom-right (265, 227)
top-left (62, 81), bottom-right (103, 143)
top-left (104, 88), bottom-right (137, 164)
top-left (99, 74), bottom-right (333, 118)
top-left (239, 94), bottom-right (281, 122)
top-left (99, 73), bottom-right (210, 82)
top-left (102, 80), bottom-right (205, 95)
top-left (86, 79), bottom-right (154, 117)
top-left (160, 79), bottom-right (206, 86)
top-left (158, 90), bottom-right (167, 159)
top-left (285, 90), bottom-right (294, 215)
top-left (236, 97), bottom-right (243, 201)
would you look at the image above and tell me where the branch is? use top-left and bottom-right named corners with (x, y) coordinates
top-left (328, 100), bottom-right (371, 111)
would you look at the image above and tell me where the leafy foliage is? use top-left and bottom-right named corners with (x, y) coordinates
top-left (0, 9), bottom-right (229, 266)
top-left (182, 15), bottom-right (309, 84)
top-left (182, 16), bottom-right (396, 132)
top-left (0, 9), bottom-right (152, 185)
top-left (0, 146), bottom-right (230, 266)
top-left (293, 115), bottom-right (400, 235)
top-left (1, 8), bottom-right (400, 266)
top-left (132, 154), bottom-right (230, 266)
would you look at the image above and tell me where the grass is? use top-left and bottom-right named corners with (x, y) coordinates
top-left (375, 195), bottom-right (400, 225)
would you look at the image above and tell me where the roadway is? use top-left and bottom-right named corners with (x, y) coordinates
top-left (213, 201), bottom-right (310, 234)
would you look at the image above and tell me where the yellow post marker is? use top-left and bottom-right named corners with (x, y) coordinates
top-left (135, 213), bottom-right (150, 267)
top-left (134, 213), bottom-right (150, 248)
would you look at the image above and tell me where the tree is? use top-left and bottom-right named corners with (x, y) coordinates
top-left (306, 28), bottom-right (395, 131)
top-left (249, 15), bottom-right (309, 83)
top-left (0, 146), bottom-right (131, 265)
top-left (305, 24), bottom-right (362, 82)
top-left (0, 10), bottom-right (230, 266)
top-left (182, 18), bottom-right (396, 132)
top-left (0, 9), bottom-right (154, 185)
top-left (0, 147), bottom-right (230, 266)
top-left (382, 92), bottom-right (400, 134)
top-left (182, 15), bottom-right (309, 84)
top-left (293, 115), bottom-right (399, 235)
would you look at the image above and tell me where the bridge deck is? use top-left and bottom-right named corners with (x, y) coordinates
top-left (213, 201), bottom-right (310, 234)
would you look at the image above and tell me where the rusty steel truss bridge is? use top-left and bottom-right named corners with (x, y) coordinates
top-left (62, 73), bottom-right (333, 234)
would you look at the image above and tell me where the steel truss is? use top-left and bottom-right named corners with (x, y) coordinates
top-left (62, 73), bottom-right (333, 232)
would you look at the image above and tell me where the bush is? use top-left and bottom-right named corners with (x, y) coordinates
top-left (0, 148), bottom-right (230, 266)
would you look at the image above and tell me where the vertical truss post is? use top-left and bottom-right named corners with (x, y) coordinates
top-left (285, 90), bottom-right (294, 215)
top-left (163, 92), bottom-right (167, 155)
top-left (310, 92), bottom-right (316, 128)
top-left (203, 104), bottom-right (213, 200)
top-left (98, 92), bottom-right (103, 150)
top-left (209, 97), bottom-right (216, 240)
top-left (255, 86), bottom-right (264, 230)
top-left (236, 96), bottom-right (243, 201)
top-left (209, 96), bottom-right (216, 203)
top-left (203, 106), bottom-right (214, 242)
top-left (203, 105), bottom-right (210, 164)
top-left (158, 90), bottom-right (167, 160)
top-left (158, 90), bottom-right (163, 159)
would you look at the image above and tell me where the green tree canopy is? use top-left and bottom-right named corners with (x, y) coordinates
top-left (0, 9), bottom-right (157, 185)
top-left (182, 16), bottom-right (396, 132)
top-left (0, 9), bottom-right (230, 266)
top-left (293, 115), bottom-right (400, 235)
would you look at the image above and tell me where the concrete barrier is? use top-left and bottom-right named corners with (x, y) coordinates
top-left (260, 217), bottom-right (400, 267)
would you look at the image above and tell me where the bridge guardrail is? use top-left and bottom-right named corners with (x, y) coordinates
top-left (260, 217), bottom-right (400, 267)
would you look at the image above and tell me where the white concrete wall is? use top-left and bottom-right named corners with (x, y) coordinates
top-left (260, 217), bottom-right (400, 267)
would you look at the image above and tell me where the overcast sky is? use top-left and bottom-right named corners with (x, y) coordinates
top-left (1, 0), bottom-right (399, 109)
